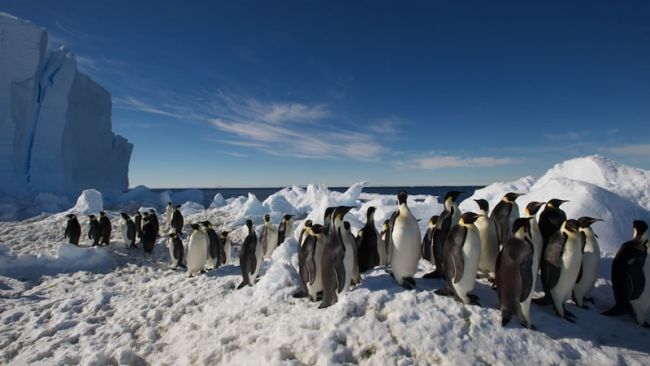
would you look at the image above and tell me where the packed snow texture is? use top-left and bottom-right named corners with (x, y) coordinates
top-left (0, 13), bottom-right (132, 196)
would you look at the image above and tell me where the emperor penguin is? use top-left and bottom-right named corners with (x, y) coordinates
top-left (426, 191), bottom-right (463, 278)
top-left (572, 216), bottom-right (602, 308)
top-left (260, 214), bottom-right (279, 259)
top-left (148, 209), bottom-right (160, 237)
top-left (490, 192), bottom-right (523, 245)
top-left (277, 215), bottom-right (294, 247)
top-left (523, 201), bottom-right (545, 271)
top-left (474, 199), bottom-right (499, 279)
top-left (496, 217), bottom-right (536, 329)
top-left (379, 220), bottom-right (391, 265)
top-left (435, 212), bottom-right (482, 305)
top-left (238, 220), bottom-right (262, 288)
top-left (141, 217), bottom-right (157, 254)
top-left (319, 206), bottom-right (355, 308)
top-left (220, 231), bottom-right (232, 265)
top-left (187, 223), bottom-right (209, 277)
top-left (603, 220), bottom-right (650, 326)
top-left (134, 211), bottom-right (143, 240)
top-left (164, 202), bottom-right (174, 230)
top-left (323, 207), bottom-right (335, 226)
top-left (534, 219), bottom-right (582, 322)
top-left (356, 206), bottom-right (379, 273)
top-left (64, 214), bottom-right (81, 246)
top-left (120, 213), bottom-right (137, 249)
top-left (539, 199), bottom-right (568, 251)
top-left (98, 211), bottom-right (111, 246)
top-left (295, 220), bottom-right (315, 298)
top-left (299, 224), bottom-right (328, 301)
top-left (298, 220), bottom-right (313, 249)
top-left (390, 191), bottom-right (421, 289)
top-left (171, 205), bottom-right (184, 235)
top-left (88, 215), bottom-right (100, 246)
top-left (167, 233), bottom-right (185, 269)
top-left (344, 221), bottom-right (360, 287)
top-left (421, 215), bottom-right (439, 263)
top-left (202, 221), bottom-right (222, 270)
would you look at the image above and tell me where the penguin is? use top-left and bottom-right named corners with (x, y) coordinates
top-left (87, 215), bottom-right (100, 246)
top-left (474, 199), bottom-right (499, 280)
top-left (571, 216), bottom-right (602, 308)
top-left (379, 220), bottom-right (391, 265)
top-left (495, 217), bottom-right (536, 329)
top-left (277, 214), bottom-right (294, 247)
top-left (294, 220), bottom-right (315, 298)
top-left (534, 219), bottom-right (582, 322)
top-left (356, 206), bottom-right (379, 272)
top-left (299, 224), bottom-right (328, 301)
top-left (390, 191), bottom-right (421, 289)
top-left (187, 223), bottom-right (209, 277)
top-left (167, 233), bottom-right (185, 269)
top-left (426, 191), bottom-right (463, 278)
top-left (319, 206), bottom-right (354, 308)
top-left (98, 211), bottom-right (111, 246)
top-left (435, 212), bottom-right (482, 305)
top-left (323, 207), bottom-right (335, 226)
top-left (490, 192), bottom-right (523, 245)
top-left (64, 214), bottom-right (81, 246)
top-left (298, 220), bottom-right (313, 250)
top-left (523, 201), bottom-right (546, 271)
top-left (421, 215), bottom-right (439, 263)
top-left (141, 217), bottom-right (156, 254)
top-left (539, 199), bottom-right (568, 251)
top-left (202, 221), bottom-right (222, 270)
top-left (134, 211), bottom-right (143, 240)
top-left (603, 220), bottom-right (650, 326)
top-left (238, 220), bottom-right (262, 288)
top-left (120, 213), bottom-right (137, 249)
top-left (220, 230), bottom-right (232, 265)
top-left (171, 205), bottom-right (184, 235)
top-left (164, 202), bottom-right (174, 230)
top-left (148, 209), bottom-right (160, 237)
top-left (260, 214), bottom-right (279, 259)
top-left (343, 221), bottom-right (360, 287)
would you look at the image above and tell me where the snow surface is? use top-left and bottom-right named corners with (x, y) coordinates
top-left (1, 156), bottom-right (649, 365)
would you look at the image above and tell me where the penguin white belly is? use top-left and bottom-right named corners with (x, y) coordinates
top-left (307, 239), bottom-right (325, 299)
top-left (224, 239), bottom-right (232, 265)
top-left (453, 228), bottom-right (481, 303)
top-left (573, 236), bottom-right (600, 307)
top-left (377, 235), bottom-right (387, 266)
top-left (167, 239), bottom-right (176, 267)
top-left (391, 211), bottom-right (421, 284)
top-left (342, 237), bottom-right (355, 292)
top-left (263, 226), bottom-right (279, 259)
top-left (384, 232), bottom-right (393, 265)
top-left (476, 217), bottom-right (498, 275)
top-left (252, 240), bottom-right (264, 279)
top-left (206, 254), bottom-right (217, 270)
top-left (187, 232), bottom-right (208, 276)
top-left (550, 239), bottom-right (582, 315)
top-left (120, 219), bottom-right (128, 243)
top-left (629, 248), bottom-right (650, 325)
top-left (165, 208), bottom-right (173, 228)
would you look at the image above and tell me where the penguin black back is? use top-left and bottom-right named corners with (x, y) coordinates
top-left (99, 212), bottom-right (111, 246)
top-left (238, 220), bottom-right (258, 289)
top-left (64, 214), bottom-right (81, 246)
top-left (539, 199), bottom-right (568, 249)
top-left (357, 206), bottom-right (379, 272)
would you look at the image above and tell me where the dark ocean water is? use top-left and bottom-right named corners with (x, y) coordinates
top-left (150, 186), bottom-right (483, 207)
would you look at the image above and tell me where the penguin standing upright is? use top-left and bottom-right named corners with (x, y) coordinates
top-left (88, 215), bottom-right (100, 246)
top-left (421, 215), bottom-right (439, 263)
top-left (426, 191), bottom-right (463, 278)
top-left (295, 220), bottom-right (315, 298)
top-left (298, 220), bottom-right (313, 251)
top-left (474, 199), bottom-right (499, 279)
top-left (436, 212), bottom-right (482, 305)
top-left (260, 214), bottom-right (279, 259)
top-left (186, 223), bottom-right (208, 277)
top-left (490, 193), bottom-right (523, 245)
top-left (134, 211), bottom-right (143, 241)
top-left (98, 211), bottom-right (111, 246)
top-left (277, 215), bottom-right (294, 247)
top-left (64, 214), bottom-right (81, 246)
top-left (299, 224), bottom-right (328, 301)
top-left (603, 220), bottom-right (650, 326)
top-left (164, 202), bottom-right (174, 230)
top-left (539, 199), bottom-right (568, 251)
top-left (120, 213), bottom-right (137, 249)
top-left (343, 221), bottom-right (360, 287)
top-left (573, 217), bottom-right (602, 308)
top-left (238, 220), bottom-right (262, 288)
top-left (535, 219), bottom-right (582, 321)
top-left (523, 201), bottom-right (545, 270)
top-left (323, 207), bottom-right (335, 226)
top-left (171, 205), bottom-right (184, 235)
top-left (379, 220), bottom-right (391, 265)
top-left (390, 191), bottom-right (421, 289)
top-left (356, 206), bottom-right (379, 272)
top-left (148, 209), bottom-right (160, 237)
top-left (141, 217), bottom-right (156, 254)
top-left (202, 221), bottom-right (222, 270)
top-left (496, 217), bottom-right (536, 329)
top-left (319, 206), bottom-right (354, 308)
top-left (167, 233), bottom-right (185, 269)
top-left (220, 231), bottom-right (232, 265)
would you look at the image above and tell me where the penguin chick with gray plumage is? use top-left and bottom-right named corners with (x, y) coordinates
top-left (490, 192), bottom-right (523, 245)
top-left (238, 220), bottom-right (262, 288)
top-left (572, 217), bottom-right (602, 308)
top-left (421, 215), bottom-right (439, 263)
top-left (64, 214), bottom-right (81, 246)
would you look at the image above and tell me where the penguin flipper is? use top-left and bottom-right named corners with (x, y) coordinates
top-left (541, 232), bottom-right (565, 291)
top-left (305, 236), bottom-right (317, 285)
top-left (444, 226), bottom-right (466, 284)
top-left (519, 256), bottom-right (534, 303)
top-left (627, 254), bottom-right (646, 300)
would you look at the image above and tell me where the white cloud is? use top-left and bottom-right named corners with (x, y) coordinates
top-left (405, 155), bottom-right (521, 169)
top-left (601, 144), bottom-right (650, 157)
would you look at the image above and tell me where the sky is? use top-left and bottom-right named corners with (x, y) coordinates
top-left (3, 0), bottom-right (650, 188)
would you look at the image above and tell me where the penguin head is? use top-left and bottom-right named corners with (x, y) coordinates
top-left (429, 215), bottom-right (439, 228)
top-left (564, 219), bottom-right (579, 234)
top-left (366, 206), bottom-right (376, 219)
top-left (169, 233), bottom-right (177, 238)
top-left (633, 220), bottom-right (649, 241)
top-left (547, 199), bottom-right (569, 209)
top-left (149, 209), bottom-right (156, 214)
top-left (304, 220), bottom-right (313, 228)
top-left (334, 206), bottom-right (355, 221)
top-left (474, 199), bottom-right (489, 213)
top-left (578, 217), bottom-right (601, 229)
top-left (263, 214), bottom-right (270, 223)
top-left (190, 223), bottom-right (200, 231)
top-left (343, 221), bottom-right (351, 231)
top-left (382, 219), bottom-right (390, 232)
top-left (324, 207), bottom-right (335, 222)
top-left (444, 191), bottom-right (463, 203)
top-left (135, 211), bottom-right (141, 216)
top-left (120, 212), bottom-right (129, 219)
top-left (168, 202), bottom-right (173, 206)
top-left (245, 219), bottom-right (253, 231)
top-left (143, 212), bottom-right (149, 217)
top-left (460, 212), bottom-right (480, 225)
top-left (503, 192), bottom-right (523, 202)
top-left (525, 201), bottom-right (545, 216)
top-left (312, 224), bottom-right (327, 235)
top-left (99, 211), bottom-right (106, 217)
top-left (221, 230), bottom-right (230, 238)
top-left (397, 191), bottom-right (408, 205)
top-left (283, 214), bottom-right (293, 221)
top-left (88, 215), bottom-right (96, 220)
top-left (66, 214), bottom-right (76, 219)
top-left (201, 221), bottom-right (212, 229)
top-left (512, 217), bottom-right (533, 236)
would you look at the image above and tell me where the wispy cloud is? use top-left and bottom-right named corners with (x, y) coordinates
top-left (600, 144), bottom-right (650, 157)
top-left (402, 155), bottom-right (522, 169)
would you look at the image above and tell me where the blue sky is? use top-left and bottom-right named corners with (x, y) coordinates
top-left (4, 1), bottom-right (650, 188)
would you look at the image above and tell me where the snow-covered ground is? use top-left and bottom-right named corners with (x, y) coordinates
top-left (1, 155), bottom-right (649, 365)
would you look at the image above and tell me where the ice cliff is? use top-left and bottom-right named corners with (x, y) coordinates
top-left (0, 13), bottom-right (132, 196)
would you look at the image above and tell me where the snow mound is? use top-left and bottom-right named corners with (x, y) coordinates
top-left (226, 193), bottom-right (266, 225)
top-left (459, 176), bottom-right (536, 213)
top-left (208, 193), bottom-right (226, 209)
top-left (179, 201), bottom-right (205, 216)
top-left (263, 193), bottom-right (299, 222)
top-left (69, 189), bottom-right (103, 215)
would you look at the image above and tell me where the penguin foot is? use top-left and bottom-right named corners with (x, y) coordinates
top-left (602, 305), bottom-right (627, 316)
top-left (423, 270), bottom-right (444, 279)
top-left (521, 321), bottom-right (536, 331)
top-left (585, 297), bottom-right (595, 305)
top-left (434, 288), bottom-right (454, 297)
top-left (236, 281), bottom-right (247, 290)
top-left (563, 314), bottom-right (576, 323)
top-left (401, 277), bottom-right (416, 290)
top-left (467, 294), bottom-right (481, 307)
top-left (532, 295), bottom-right (552, 306)
top-left (318, 299), bottom-right (336, 309)
top-left (292, 291), bottom-right (308, 299)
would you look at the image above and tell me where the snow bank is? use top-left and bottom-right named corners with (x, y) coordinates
top-left (262, 193), bottom-right (299, 222)
top-left (208, 193), bottom-right (226, 209)
top-left (179, 201), bottom-right (205, 216)
top-left (68, 189), bottom-right (103, 215)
